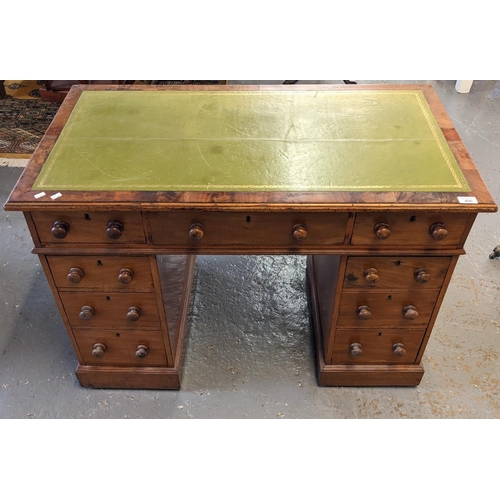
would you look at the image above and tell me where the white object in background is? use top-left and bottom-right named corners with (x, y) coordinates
top-left (455, 80), bottom-right (473, 93)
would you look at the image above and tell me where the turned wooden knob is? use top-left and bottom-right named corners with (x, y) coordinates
top-left (189, 223), bottom-right (204, 240)
top-left (92, 343), bottom-right (107, 358)
top-left (126, 306), bottom-right (141, 322)
top-left (350, 343), bottom-right (363, 357)
top-left (79, 305), bottom-right (95, 321)
top-left (364, 267), bottom-right (379, 283)
top-left (357, 305), bottom-right (372, 320)
top-left (292, 224), bottom-right (308, 240)
top-left (429, 222), bottom-right (448, 241)
top-left (414, 268), bottom-right (431, 284)
top-left (403, 305), bottom-right (419, 320)
top-left (51, 221), bottom-right (70, 239)
top-left (118, 268), bottom-right (134, 284)
top-left (135, 344), bottom-right (149, 358)
top-left (67, 267), bottom-right (84, 283)
top-left (374, 222), bottom-right (391, 239)
top-left (392, 343), bottom-right (406, 357)
top-left (106, 220), bottom-right (123, 240)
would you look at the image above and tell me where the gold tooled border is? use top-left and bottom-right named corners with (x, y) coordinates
top-left (33, 90), bottom-right (470, 192)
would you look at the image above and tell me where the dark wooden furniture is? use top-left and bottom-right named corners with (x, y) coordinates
top-left (39, 80), bottom-right (228, 102)
top-left (39, 80), bottom-right (136, 103)
top-left (4, 84), bottom-right (497, 389)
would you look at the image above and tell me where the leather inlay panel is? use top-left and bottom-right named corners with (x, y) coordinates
top-left (32, 90), bottom-right (470, 192)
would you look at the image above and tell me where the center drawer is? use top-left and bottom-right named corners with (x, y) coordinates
top-left (59, 292), bottom-right (160, 329)
top-left (147, 211), bottom-right (348, 248)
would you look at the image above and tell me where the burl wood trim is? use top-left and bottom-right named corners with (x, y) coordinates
top-left (4, 84), bottom-right (497, 212)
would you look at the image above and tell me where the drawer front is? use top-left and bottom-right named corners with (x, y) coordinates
top-left (332, 329), bottom-right (424, 364)
top-left (74, 329), bottom-right (167, 366)
top-left (147, 211), bottom-right (348, 248)
top-left (59, 292), bottom-right (160, 329)
top-left (351, 212), bottom-right (470, 247)
top-left (337, 291), bottom-right (439, 328)
top-left (344, 256), bottom-right (452, 290)
top-left (47, 256), bottom-right (154, 290)
top-left (31, 211), bottom-right (146, 244)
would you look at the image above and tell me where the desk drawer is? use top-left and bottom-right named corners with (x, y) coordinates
top-left (351, 212), bottom-right (470, 247)
top-left (74, 329), bottom-right (167, 367)
top-left (344, 256), bottom-right (452, 290)
top-left (47, 256), bottom-right (154, 290)
top-left (147, 211), bottom-right (348, 248)
top-left (331, 329), bottom-right (423, 364)
top-left (31, 211), bottom-right (146, 244)
top-left (337, 291), bottom-right (439, 328)
top-left (59, 292), bottom-right (160, 329)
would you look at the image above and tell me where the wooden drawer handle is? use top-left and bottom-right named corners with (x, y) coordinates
top-left (127, 306), bottom-right (141, 322)
top-left (392, 343), bottom-right (406, 357)
top-left (118, 268), bottom-right (134, 284)
top-left (403, 305), bottom-right (419, 320)
top-left (374, 222), bottom-right (391, 239)
top-left (67, 267), bottom-right (84, 283)
top-left (51, 220), bottom-right (70, 239)
top-left (92, 343), bottom-right (107, 358)
top-left (429, 222), bottom-right (448, 241)
top-left (364, 267), bottom-right (379, 283)
top-left (135, 344), bottom-right (149, 358)
top-left (189, 223), bottom-right (204, 240)
top-left (79, 305), bottom-right (95, 320)
top-left (292, 223), bottom-right (308, 240)
top-left (106, 220), bottom-right (124, 239)
top-left (350, 342), bottom-right (363, 357)
top-left (414, 268), bottom-right (430, 284)
top-left (357, 305), bottom-right (372, 320)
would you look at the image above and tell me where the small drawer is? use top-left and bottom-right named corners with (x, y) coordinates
top-left (31, 211), bottom-right (146, 244)
top-left (331, 329), bottom-right (424, 364)
top-left (344, 256), bottom-right (452, 290)
top-left (59, 292), bottom-right (160, 329)
top-left (351, 212), bottom-right (470, 247)
top-left (47, 256), bottom-right (154, 290)
top-left (147, 211), bottom-right (348, 248)
top-left (337, 291), bottom-right (439, 328)
top-left (74, 329), bottom-right (167, 367)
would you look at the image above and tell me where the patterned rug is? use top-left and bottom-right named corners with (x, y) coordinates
top-left (2, 80), bottom-right (45, 99)
top-left (0, 95), bottom-right (61, 158)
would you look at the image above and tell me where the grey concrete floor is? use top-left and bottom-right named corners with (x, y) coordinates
top-left (1, 80), bottom-right (499, 419)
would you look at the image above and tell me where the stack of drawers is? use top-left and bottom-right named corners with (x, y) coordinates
top-left (49, 255), bottom-right (168, 368)
top-left (309, 210), bottom-right (474, 386)
top-left (334, 255), bottom-right (451, 364)
top-left (28, 210), bottom-right (195, 389)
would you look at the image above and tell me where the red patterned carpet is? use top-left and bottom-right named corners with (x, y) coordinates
top-left (0, 81), bottom-right (60, 158)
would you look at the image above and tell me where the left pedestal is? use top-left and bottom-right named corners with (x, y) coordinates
top-left (29, 210), bottom-right (196, 389)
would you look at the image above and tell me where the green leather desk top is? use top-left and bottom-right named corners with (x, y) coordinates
top-left (32, 89), bottom-right (470, 193)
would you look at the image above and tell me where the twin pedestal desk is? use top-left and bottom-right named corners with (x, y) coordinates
top-left (4, 84), bottom-right (496, 389)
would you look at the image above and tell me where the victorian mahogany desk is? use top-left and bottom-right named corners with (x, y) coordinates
top-left (4, 84), bottom-right (497, 389)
